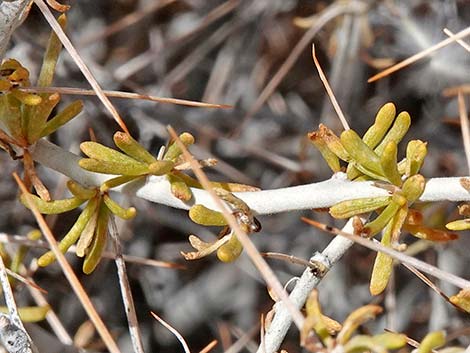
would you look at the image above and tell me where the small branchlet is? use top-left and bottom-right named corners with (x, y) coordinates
top-left (309, 103), bottom-right (456, 295)
top-left (0, 15), bottom-right (83, 201)
top-left (21, 180), bottom-right (135, 274)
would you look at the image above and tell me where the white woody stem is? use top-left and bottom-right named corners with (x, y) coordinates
top-left (32, 139), bottom-right (470, 214)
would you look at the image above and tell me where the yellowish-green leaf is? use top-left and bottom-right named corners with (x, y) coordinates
top-left (405, 140), bottom-right (427, 176)
top-left (38, 197), bottom-right (99, 266)
top-left (341, 130), bottom-right (384, 176)
top-left (308, 130), bottom-right (341, 172)
top-left (83, 202), bottom-right (109, 274)
top-left (217, 233), bottom-right (243, 262)
top-left (20, 193), bottom-right (86, 214)
top-left (380, 141), bottom-right (401, 186)
top-left (446, 219), bottom-right (470, 231)
top-left (329, 196), bottom-right (391, 219)
top-left (79, 158), bottom-right (149, 176)
top-left (148, 160), bottom-right (175, 176)
top-left (402, 174), bottom-right (425, 202)
top-left (37, 14), bottom-right (66, 87)
top-left (372, 332), bottom-right (407, 350)
top-left (363, 194), bottom-right (406, 238)
top-left (102, 194), bottom-right (136, 220)
top-left (113, 132), bottom-right (156, 164)
top-left (100, 175), bottom-right (138, 192)
top-left (189, 204), bottom-right (227, 226)
top-left (370, 221), bottom-right (393, 296)
top-left (10, 89), bottom-right (42, 106)
top-left (66, 180), bottom-right (97, 199)
top-left (344, 335), bottom-right (387, 353)
top-left (363, 102), bottom-right (396, 149)
top-left (0, 305), bottom-right (49, 323)
top-left (39, 100), bottom-right (83, 138)
top-left (337, 304), bottom-right (383, 344)
top-left (167, 173), bottom-right (192, 201)
top-left (418, 331), bottom-right (446, 353)
top-left (374, 111), bottom-right (411, 156)
top-left (164, 132), bottom-right (195, 161)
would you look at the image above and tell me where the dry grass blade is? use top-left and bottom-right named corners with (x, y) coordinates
top-left (4, 269), bottom-right (47, 294)
top-left (198, 339), bottom-right (217, 353)
top-left (443, 85), bottom-right (470, 96)
top-left (301, 217), bottom-right (470, 289)
top-left (368, 26), bottom-right (470, 83)
top-left (167, 126), bottom-right (305, 330)
top-left (150, 311), bottom-right (191, 353)
top-left (261, 252), bottom-right (317, 270)
top-left (458, 91), bottom-right (470, 174)
top-left (109, 218), bottom-right (145, 353)
top-left (33, 0), bottom-right (130, 134)
top-left (225, 324), bottom-right (259, 353)
top-left (20, 86), bottom-right (231, 109)
top-left (13, 173), bottom-right (121, 353)
top-left (443, 28), bottom-right (470, 52)
top-left (312, 45), bottom-right (350, 130)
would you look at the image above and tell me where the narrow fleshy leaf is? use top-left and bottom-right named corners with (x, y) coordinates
top-left (341, 130), bottom-right (384, 176)
top-left (216, 233), bottom-right (243, 262)
top-left (301, 289), bottom-right (332, 346)
top-left (418, 331), bottom-right (446, 353)
top-left (37, 197), bottom-right (99, 266)
top-left (39, 99), bottom-right (83, 138)
top-left (189, 204), bottom-right (227, 226)
top-left (100, 175), bottom-right (138, 192)
top-left (79, 158), bottom-right (149, 176)
top-left (113, 131), bottom-right (156, 164)
top-left (0, 94), bottom-right (24, 145)
top-left (27, 93), bottom-right (61, 143)
top-left (148, 160), bottom-right (175, 176)
top-left (319, 124), bottom-right (350, 161)
top-left (10, 89), bottom-right (42, 106)
top-left (102, 194), bottom-right (136, 220)
top-left (344, 335), bottom-right (387, 353)
top-left (372, 332), bottom-right (407, 350)
top-left (405, 140), bottom-right (428, 176)
top-left (164, 132), bottom-right (195, 161)
top-left (37, 14), bottom-right (66, 87)
top-left (329, 196), bottom-right (391, 219)
top-left (80, 141), bottom-right (146, 165)
top-left (83, 202), bottom-right (109, 274)
top-left (167, 173), bottom-right (192, 201)
top-left (362, 194), bottom-right (406, 238)
top-left (402, 174), bottom-right (426, 202)
top-left (374, 111), bottom-right (411, 156)
top-left (75, 206), bottom-right (99, 258)
top-left (380, 141), bottom-right (401, 186)
top-left (308, 130), bottom-right (341, 172)
top-left (66, 180), bottom-right (97, 199)
top-left (370, 221), bottom-right (393, 296)
top-left (446, 219), bottom-right (470, 231)
top-left (362, 103), bottom-right (396, 149)
top-left (0, 306), bottom-right (49, 323)
top-left (20, 193), bottom-right (86, 214)
top-left (337, 304), bottom-right (383, 344)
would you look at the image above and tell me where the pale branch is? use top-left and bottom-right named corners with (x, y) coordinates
top-left (0, 0), bottom-right (30, 59)
top-left (32, 139), bottom-right (470, 214)
top-left (257, 219), bottom-right (356, 353)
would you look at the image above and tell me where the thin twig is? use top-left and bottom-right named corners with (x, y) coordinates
top-left (198, 340), bottom-right (217, 353)
top-left (109, 217), bottom-right (145, 353)
top-left (458, 91), bottom-right (470, 174)
top-left (150, 311), bottom-right (191, 353)
top-left (302, 217), bottom-right (470, 289)
top-left (33, 0), bottom-right (130, 134)
top-left (368, 26), bottom-right (470, 82)
top-left (20, 86), bottom-right (231, 109)
top-left (167, 126), bottom-right (305, 330)
top-left (13, 173), bottom-right (121, 353)
top-left (312, 45), bottom-right (350, 130)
